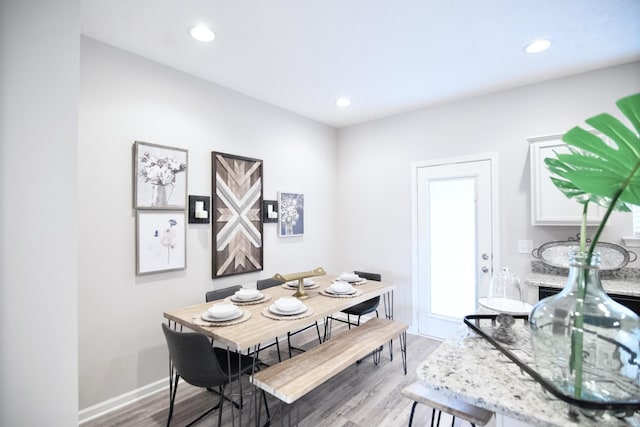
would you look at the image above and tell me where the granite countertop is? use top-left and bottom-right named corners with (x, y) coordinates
top-left (417, 324), bottom-right (640, 426)
top-left (525, 273), bottom-right (640, 298)
top-left (525, 261), bottom-right (640, 298)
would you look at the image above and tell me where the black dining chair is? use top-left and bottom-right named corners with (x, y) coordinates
top-left (324, 271), bottom-right (381, 339)
top-left (256, 277), bottom-right (323, 359)
top-left (206, 285), bottom-right (243, 302)
top-left (161, 323), bottom-right (269, 427)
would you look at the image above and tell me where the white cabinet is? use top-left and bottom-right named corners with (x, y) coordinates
top-left (529, 133), bottom-right (605, 226)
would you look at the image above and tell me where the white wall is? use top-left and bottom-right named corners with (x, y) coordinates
top-left (335, 61), bottom-right (640, 325)
top-left (78, 38), bottom-right (338, 409)
top-left (0, 0), bottom-right (80, 425)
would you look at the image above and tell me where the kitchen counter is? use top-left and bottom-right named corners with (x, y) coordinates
top-left (525, 273), bottom-right (640, 298)
top-left (417, 324), bottom-right (639, 426)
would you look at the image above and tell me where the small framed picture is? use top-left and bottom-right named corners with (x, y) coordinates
top-left (136, 211), bottom-right (186, 275)
top-left (278, 192), bottom-right (304, 237)
top-left (263, 200), bottom-right (278, 223)
top-left (133, 141), bottom-right (188, 210)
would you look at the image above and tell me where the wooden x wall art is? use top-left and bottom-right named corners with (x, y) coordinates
top-left (211, 152), bottom-right (264, 278)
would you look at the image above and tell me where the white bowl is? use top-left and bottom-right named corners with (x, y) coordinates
top-left (235, 288), bottom-right (260, 300)
top-left (207, 303), bottom-right (238, 318)
top-left (274, 297), bottom-right (303, 312)
top-left (339, 272), bottom-right (359, 282)
top-left (303, 278), bottom-right (315, 286)
top-left (330, 281), bottom-right (354, 294)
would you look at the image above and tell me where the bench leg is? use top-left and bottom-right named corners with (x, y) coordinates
top-left (398, 330), bottom-right (407, 375)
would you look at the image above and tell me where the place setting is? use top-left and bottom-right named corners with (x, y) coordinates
top-left (224, 288), bottom-right (272, 306)
top-left (282, 277), bottom-right (320, 290)
top-left (262, 296), bottom-right (315, 320)
top-left (193, 302), bottom-right (251, 327)
top-left (320, 280), bottom-right (362, 298)
top-left (332, 271), bottom-right (367, 285)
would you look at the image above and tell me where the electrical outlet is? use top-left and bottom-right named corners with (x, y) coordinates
top-left (518, 240), bottom-right (534, 254)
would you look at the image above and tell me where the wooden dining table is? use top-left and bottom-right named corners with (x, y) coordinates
top-left (163, 274), bottom-right (395, 350)
top-left (162, 274), bottom-right (396, 426)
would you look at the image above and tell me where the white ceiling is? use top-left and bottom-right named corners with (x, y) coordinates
top-left (81, 0), bottom-right (640, 128)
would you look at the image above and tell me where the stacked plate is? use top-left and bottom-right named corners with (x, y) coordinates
top-left (337, 272), bottom-right (361, 283)
top-left (231, 288), bottom-right (264, 302)
top-left (326, 280), bottom-right (356, 295)
top-left (269, 297), bottom-right (307, 316)
top-left (202, 303), bottom-right (242, 322)
top-left (285, 278), bottom-right (316, 288)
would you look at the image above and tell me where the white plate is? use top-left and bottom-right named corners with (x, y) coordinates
top-left (326, 287), bottom-right (356, 295)
top-left (231, 293), bottom-right (264, 302)
top-left (269, 304), bottom-right (307, 316)
top-left (478, 297), bottom-right (532, 315)
top-left (201, 309), bottom-right (243, 322)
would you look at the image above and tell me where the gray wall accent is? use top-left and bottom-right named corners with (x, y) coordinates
top-left (0, 0), bottom-right (80, 425)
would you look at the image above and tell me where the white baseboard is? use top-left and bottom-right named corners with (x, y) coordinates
top-left (78, 377), bottom-right (170, 424)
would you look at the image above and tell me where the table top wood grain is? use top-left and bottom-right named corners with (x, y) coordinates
top-left (163, 275), bottom-right (396, 350)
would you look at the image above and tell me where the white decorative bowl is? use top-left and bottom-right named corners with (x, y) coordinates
top-left (235, 288), bottom-right (261, 300)
top-left (339, 272), bottom-right (359, 282)
top-left (274, 297), bottom-right (303, 312)
top-left (207, 303), bottom-right (238, 318)
top-left (330, 281), bottom-right (354, 294)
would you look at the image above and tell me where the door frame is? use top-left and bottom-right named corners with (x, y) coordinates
top-left (410, 153), bottom-right (500, 336)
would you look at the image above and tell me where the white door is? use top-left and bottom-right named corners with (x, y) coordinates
top-left (412, 154), bottom-right (498, 339)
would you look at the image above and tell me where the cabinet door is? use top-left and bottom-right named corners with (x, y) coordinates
top-left (529, 133), bottom-right (605, 226)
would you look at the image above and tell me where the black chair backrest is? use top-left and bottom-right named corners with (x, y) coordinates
top-left (256, 278), bottom-right (284, 290)
top-left (206, 284), bottom-right (243, 302)
top-left (162, 324), bottom-right (227, 388)
top-left (353, 271), bottom-right (382, 281)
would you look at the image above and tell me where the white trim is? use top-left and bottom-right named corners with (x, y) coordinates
top-left (78, 377), bottom-right (170, 424)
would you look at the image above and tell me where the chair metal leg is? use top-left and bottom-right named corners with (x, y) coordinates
top-left (314, 321), bottom-right (322, 344)
top-left (166, 373), bottom-right (179, 426)
top-left (408, 401), bottom-right (418, 427)
top-left (217, 385), bottom-right (224, 427)
top-left (430, 408), bottom-right (436, 427)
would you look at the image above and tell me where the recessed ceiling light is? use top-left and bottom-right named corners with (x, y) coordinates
top-left (336, 97), bottom-right (351, 107)
top-left (190, 25), bottom-right (215, 42)
top-left (525, 39), bottom-right (551, 54)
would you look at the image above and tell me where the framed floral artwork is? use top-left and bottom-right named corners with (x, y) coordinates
top-left (211, 152), bottom-right (263, 278)
top-left (133, 141), bottom-right (188, 210)
top-left (136, 211), bottom-right (186, 275)
top-left (278, 192), bottom-right (304, 237)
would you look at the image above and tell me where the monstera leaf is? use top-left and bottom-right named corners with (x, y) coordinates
top-left (544, 93), bottom-right (640, 253)
top-left (542, 94), bottom-right (640, 397)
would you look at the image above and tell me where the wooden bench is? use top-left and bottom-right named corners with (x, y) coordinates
top-left (401, 381), bottom-right (494, 427)
top-left (251, 317), bottom-right (408, 404)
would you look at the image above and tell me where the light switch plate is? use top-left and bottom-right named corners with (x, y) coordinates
top-left (518, 240), bottom-right (534, 254)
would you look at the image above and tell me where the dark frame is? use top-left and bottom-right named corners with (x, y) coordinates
top-left (211, 151), bottom-right (264, 278)
top-left (188, 195), bottom-right (210, 224)
top-left (263, 200), bottom-right (278, 223)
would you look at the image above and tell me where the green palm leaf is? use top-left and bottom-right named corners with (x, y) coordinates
top-left (542, 93), bottom-right (640, 400)
top-left (548, 94), bottom-right (640, 211)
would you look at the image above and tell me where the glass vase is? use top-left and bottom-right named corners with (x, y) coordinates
top-left (529, 250), bottom-right (640, 407)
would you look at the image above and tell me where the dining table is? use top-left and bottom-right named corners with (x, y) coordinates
top-left (163, 274), bottom-right (396, 426)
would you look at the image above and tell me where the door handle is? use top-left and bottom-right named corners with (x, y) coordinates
top-left (481, 253), bottom-right (489, 260)
top-left (481, 266), bottom-right (489, 273)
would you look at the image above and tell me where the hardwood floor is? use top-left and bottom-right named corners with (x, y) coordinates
top-left (82, 323), bottom-right (468, 427)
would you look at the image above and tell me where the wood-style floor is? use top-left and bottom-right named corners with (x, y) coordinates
top-left (82, 322), bottom-right (473, 427)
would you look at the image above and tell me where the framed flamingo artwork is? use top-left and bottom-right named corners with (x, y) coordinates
top-left (136, 211), bottom-right (186, 275)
